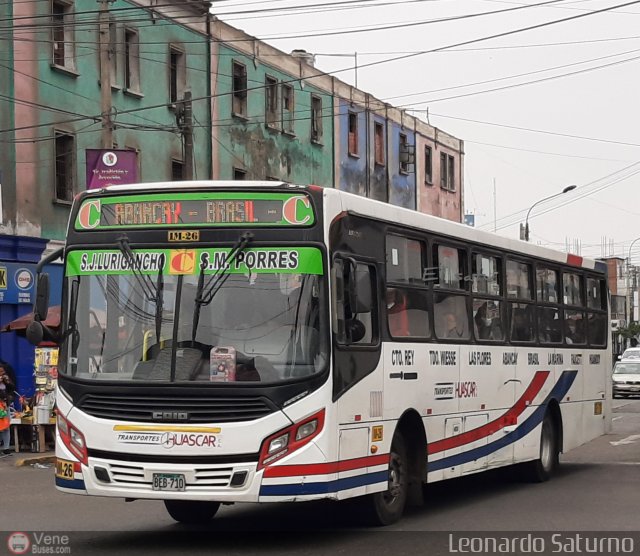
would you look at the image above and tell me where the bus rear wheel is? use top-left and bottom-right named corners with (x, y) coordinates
top-left (164, 500), bottom-right (220, 524)
top-left (521, 412), bottom-right (559, 483)
top-left (359, 432), bottom-right (408, 526)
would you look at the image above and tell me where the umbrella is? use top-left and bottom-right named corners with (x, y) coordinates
top-left (0, 305), bottom-right (61, 334)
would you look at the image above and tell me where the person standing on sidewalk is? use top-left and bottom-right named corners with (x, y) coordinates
top-left (0, 362), bottom-right (16, 456)
top-left (0, 391), bottom-right (10, 457)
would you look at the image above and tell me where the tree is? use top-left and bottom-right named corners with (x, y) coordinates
top-left (617, 322), bottom-right (640, 346)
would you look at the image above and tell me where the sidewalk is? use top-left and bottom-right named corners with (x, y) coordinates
top-left (1, 450), bottom-right (55, 467)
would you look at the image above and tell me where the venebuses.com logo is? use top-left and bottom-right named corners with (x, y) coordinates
top-left (7, 532), bottom-right (71, 554)
top-left (7, 532), bottom-right (29, 555)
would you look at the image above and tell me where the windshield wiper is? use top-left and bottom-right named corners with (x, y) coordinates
top-left (117, 235), bottom-right (159, 302)
top-left (117, 236), bottom-right (165, 347)
top-left (191, 232), bottom-right (253, 343)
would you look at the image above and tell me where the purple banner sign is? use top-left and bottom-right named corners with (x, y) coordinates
top-left (86, 149), bottom-right (138, 190)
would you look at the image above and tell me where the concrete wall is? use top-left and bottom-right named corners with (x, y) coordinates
top-left (8, 0), bottom-right (211, 241)
top-left (416, 124), bottom-right (464, 223)
top-left (211, 25), bottom-right (334, 185)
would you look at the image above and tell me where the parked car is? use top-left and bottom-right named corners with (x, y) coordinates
top-left (612, 360), bottom-right (640, 398)
top-left (621, 347), bottom-right (640, 360)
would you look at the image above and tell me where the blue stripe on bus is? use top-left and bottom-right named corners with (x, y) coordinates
top-left (259, 470), bottom-right (389, 496)
top-left (55, 477), bottom-right (86, 490)
top-left (429, 370), bottom-right (577, 472)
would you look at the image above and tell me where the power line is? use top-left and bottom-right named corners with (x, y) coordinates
top-left (404, 50), bottom-right (640, 106)
top-left (388, 46), bottom-right (640, 104)
top-left (477, 162), bottom-right (640, 232)
top-left (429, 112), bottom-right (640, 148)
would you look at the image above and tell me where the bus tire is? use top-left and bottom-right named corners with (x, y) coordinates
top-left (521, 412), bottom-right (559, 483)
top-left (164, 500), bottom-right (220, 524)
top-left (360, 432), bottom-right (408, 526)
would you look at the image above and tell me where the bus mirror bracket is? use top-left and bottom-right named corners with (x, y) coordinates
top-left (34, 273), bottom-right (50, 322)
top-left (26, 246), bottom-right (64, 346)
top-left (32, 245), bottom-right (64, 322)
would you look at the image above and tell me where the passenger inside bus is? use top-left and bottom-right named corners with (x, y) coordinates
top-left (445, 313), bottom-right (466, 339)
top-left (510, 306), bottom-right (534, 342)
top-left (387, 288), bottom-right (410, 337)
top-left (386, 287), bottom-right (429, 338)
top-left (473, 303), bottom-right (492, 340)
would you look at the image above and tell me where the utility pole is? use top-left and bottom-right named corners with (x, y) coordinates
top-left (176, 91), bottom-right (194, 180)
top-left (493, 178), bottom-right (497, 232)
top-left (98, 0), bottom-right (113, 148)
top-left (183, 91), bottom-right (193, 180)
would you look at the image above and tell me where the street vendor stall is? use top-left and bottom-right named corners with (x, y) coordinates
top-left (1, 309), bottom-right (60, 452)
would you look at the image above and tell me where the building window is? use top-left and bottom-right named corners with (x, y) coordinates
top-left (172, 159), bottom-right (184, 181)
top-left (348, 112), bottom-right (358, 156)
top-left (440, 152), bottom-right (455, 191)
top-left (232, 61), bottom-right (247, 116)
top-left (169, 46), bottom-right (186, 105)
top-left (51, 0), bottom-right (75, 70)
top-left (282, 84), bottom-right (295, 134)
top-left (234, 168), bottom-right (247, 180)
top-left (109, 18), bottom-right (118, 87)
top-left (374, 122), bottom-right (385, 166)
top-left (399, 133), bottom-right (408, 174)
top-left (311, 95), bottom-right (323, 143)
top-left (124, 28), bottom-right (140, 92)
top-left (54, 131), bottom-right (75, 202)
top-left (265, 76), bottom-right (278, 128)
top-left (425, 145), bottom-right (433, 184)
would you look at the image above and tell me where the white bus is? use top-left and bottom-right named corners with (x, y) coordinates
top-left (29, 181), bottom-right (611, 526)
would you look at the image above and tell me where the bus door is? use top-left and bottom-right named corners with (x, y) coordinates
top-left (332, 256), bottom-right (384, 487)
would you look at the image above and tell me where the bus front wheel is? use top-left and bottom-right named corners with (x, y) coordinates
top-left (359, 432), bottom-right (408, 526)
top-left (164, 500), bottom-right (220, 524)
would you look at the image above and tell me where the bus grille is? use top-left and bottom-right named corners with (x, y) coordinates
top-left (104, 462), bottom-right (235, 489)
top-left (77, 393), bottom-right (276, 422)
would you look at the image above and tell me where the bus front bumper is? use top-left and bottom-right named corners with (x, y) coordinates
top-left (54, 444), bottom-right (349, 503)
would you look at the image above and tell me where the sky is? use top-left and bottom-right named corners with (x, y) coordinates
top-left (212, 0), bottom-right (640, 263)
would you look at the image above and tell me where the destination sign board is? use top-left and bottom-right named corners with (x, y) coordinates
top-left (74, 192), bottom-right (315, 230)
top-left (66, 247), bottom-right (324, 276)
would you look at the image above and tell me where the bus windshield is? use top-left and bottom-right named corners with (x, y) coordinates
top-left (61, 245), bottom-right (326, 384)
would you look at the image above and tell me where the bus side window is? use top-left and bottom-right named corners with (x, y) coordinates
top-left (434, 293), bottom-right (469, 340)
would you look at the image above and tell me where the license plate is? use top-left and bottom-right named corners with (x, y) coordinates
top-left (152, 473), bottom-right (186, 491)
top-left (55, 458), bottom-right (74, 479)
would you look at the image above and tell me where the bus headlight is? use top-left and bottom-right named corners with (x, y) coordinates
top-left (267, 433), bottom-right (289, 455)
top-left (257, 408), bottom-right (325, 470)
top-left (295, 420), bottom-right (318, 441)
top-left (57, 411), bottom-right (88, 465)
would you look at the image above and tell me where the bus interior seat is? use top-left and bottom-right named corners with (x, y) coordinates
top-left (132, 347), bottom-right (203, 381)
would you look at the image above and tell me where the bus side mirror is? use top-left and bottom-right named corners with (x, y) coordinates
top-left (26, 321), bottom-right (44, 345)
top-left (34, 273), bottom-right (50, 322)
top-left (346, 318), bottom-right (366, 343)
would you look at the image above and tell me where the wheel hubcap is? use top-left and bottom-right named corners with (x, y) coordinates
top-left (540, 421), bottom-right (553, 470)
top-left (384, 453), bottom-right (403, 503)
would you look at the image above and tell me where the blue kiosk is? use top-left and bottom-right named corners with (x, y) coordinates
top-left (0, 235), bottom-right (62, 403)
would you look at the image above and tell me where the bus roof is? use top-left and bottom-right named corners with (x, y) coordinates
top-left (83, 181), bottom-right (603, 273)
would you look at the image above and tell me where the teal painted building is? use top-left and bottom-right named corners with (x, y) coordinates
top-left (211, 23), bottom-right (334, 186)
top-left (0, 0), bottom-right (212, 397)
top-left (1, 0), bottom-right (212, 242)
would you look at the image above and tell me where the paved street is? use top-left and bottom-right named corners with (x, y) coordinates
top-left (1, 399), bottom-right (639, 555)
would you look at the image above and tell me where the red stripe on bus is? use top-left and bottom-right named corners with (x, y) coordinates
top-left (566, 254), bottom-right (583, 267)
top-left (263, 453), bottom-right (390, 478)
top-left (428, 371), bottom-right (550, 455)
